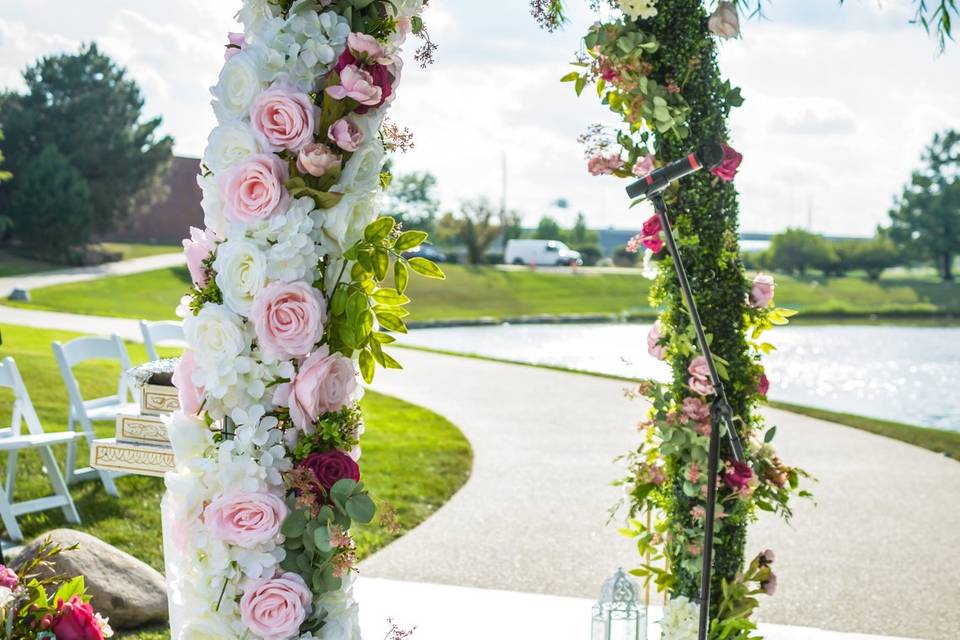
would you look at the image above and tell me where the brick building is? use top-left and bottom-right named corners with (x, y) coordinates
top-left (107, 156), bottom-right (203, 244)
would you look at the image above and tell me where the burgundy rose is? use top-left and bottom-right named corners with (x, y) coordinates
top-left (51, 596), bottom-right (104, 640)
top-left (299, 450), bottom-right (360, 493)
top-left (334, 50), bottom-right (393, 114)
top-left (758, 373), bottom-right (770, 397)
top-left (722, 460), bottom-right (753, 490)
top-left (710, 143), bottom-right (743, 182)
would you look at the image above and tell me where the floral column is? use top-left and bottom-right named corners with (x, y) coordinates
top-left (165, 2), bottom-right (440, 638)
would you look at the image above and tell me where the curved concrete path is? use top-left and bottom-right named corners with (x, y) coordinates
top-left (366, 349), bottom-right (960, 640)
top-left (0, 252), bottom-right (183, 298)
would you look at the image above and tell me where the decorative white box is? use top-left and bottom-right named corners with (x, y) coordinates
top-left (140, 383), bottom-right (180, 416)
top-left (90, 438), bottom-right (175, 477)
top-left (115, 413), bottom-right (170, 448)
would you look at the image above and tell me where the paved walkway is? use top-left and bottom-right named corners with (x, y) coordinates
top-left (366, 349), bottom-right (960, 640)
top-left (0, 253), bottom-right (183, 298)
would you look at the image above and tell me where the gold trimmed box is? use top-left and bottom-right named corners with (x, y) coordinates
top-left (90, 438), bottom-right (175, 478)
top-left (140, 384), bottom-right (180, 416)
top-left (116, 413), bottom-right (171, 448)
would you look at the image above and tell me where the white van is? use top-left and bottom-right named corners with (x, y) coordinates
top-left (504, 239), bottom-right (583, 266)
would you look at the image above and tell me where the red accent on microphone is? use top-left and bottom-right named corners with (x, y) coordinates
top-left (688, 153), bottom-right (701, 170)
top-left (645, 174), bottom-right (654, 185)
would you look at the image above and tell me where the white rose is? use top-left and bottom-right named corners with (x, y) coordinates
top-left (167, 412), bottom-right (214, 466)
top-left (211, 52), bottom-right (263, 122)
top-left (183, 303), bottom-right (247, 366)
top-left (333, 139), bottom-right (384, 196)
top-left (619, 0), bottom-right (658, 20)
top-left (203, 122), bottom-right (262, 174)
top-left (321, 193), bottom-right (379, 254)
top-left (197, 174), bottom-right (226, 239)
top-left (213, 239), bottom-right (268, 315)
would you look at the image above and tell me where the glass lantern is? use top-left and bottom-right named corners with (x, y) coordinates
top-left (591, 568), bottom-right (647, 640)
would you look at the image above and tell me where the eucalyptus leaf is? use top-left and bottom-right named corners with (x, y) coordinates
top-left (346, 493), bottom-right (376, 524)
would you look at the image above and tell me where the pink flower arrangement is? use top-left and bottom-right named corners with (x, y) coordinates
top-left (250, 281), bottom-right (326, 360)
top-left (224, 32), bottom-right (245, 60)
top-left (646, 320), bottom-right (666, 360)
top-left (333, 37), bottom-right (395, 114)
top-left (0, 565), bottom-right (18, 590)
top-left (172, 350), bottom-right (205, 416)
top-left (758, 372), bottom-right (770, 397)
top-left (345, 32), bottom-right (390, 64)
top-left (203, 491), bottom-right (288, 548)
top-left (51, 596), bottom-right (105, 640)
top-left (688, 356), bottom-right (715, 396)
top-left (632, 154), bottom-right (656, 177)
top-left (299, 450), bottom-right (361, 494)
top-left (274, 346), bottom-right (358, 431)
top-left (587, 154), bottom-right (623, 176)
top-left (640, 214), bottom-right (665, 253)
top-left (297, 142), bottom-right (341, 178)
top-left (183, 226), bottom-right (216, 288)
top-left (682, 396), bottom-right (711, 424)
top-left (326, 65), bottom-right (383, 107)
top-left (220, 153), bottom-right (290, 223)
top-left (249, 83), bottom-right (317, 153)
top-left (749, 273), bottom-right (775, 308)
top-left (710, 143), bottom-right (743, 182)
top-left (328, 117), bottom-right (365, 152)
top-left (723, 460), bottom-right (754, 490)
top-left (239, 572), bottom-right (312, 640)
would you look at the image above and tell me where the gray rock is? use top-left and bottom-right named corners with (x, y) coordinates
top-left (13, 529), bottom-right (167, 630)
top-left (7, 288), bottom-right (30, 302)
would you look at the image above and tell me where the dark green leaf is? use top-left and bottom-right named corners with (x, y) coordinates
top-left (280, 509), bottom-right (307, 538)
top-left (346, 493), bottom-right (376, 524)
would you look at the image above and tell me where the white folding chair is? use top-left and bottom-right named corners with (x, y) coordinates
top-left (52, 335), bottom-right (136, 497)
top-left (0, 357), bottom-right (81, 542)
top-left (139, 320), bottom-right (185, 361)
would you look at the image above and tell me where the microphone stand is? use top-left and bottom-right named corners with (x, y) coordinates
top-left (648, 192), bottom-right (745, 640)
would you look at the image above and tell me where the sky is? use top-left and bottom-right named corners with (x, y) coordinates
top-left (0, 1), bottom-right (957, 235)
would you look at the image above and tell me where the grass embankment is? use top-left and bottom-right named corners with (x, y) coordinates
top-left (0, 323), bottom-right (472, 637)
top-left (0, 243), bottom-right (179, 278)
top-left (6, 264), bottom-right (960, 323)
top-left (395, 343), bottom-right (959, 461)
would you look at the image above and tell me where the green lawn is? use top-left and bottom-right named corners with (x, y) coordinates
top-left (97, 242), bottom-right (180, 261)
top-left (0, 323), bottom-right (472, 637)
top-left (0, 250), bottom-right (58, 277)
top-left (5, 264), bottom-right (959, 323)
top-left (0, 243), bottom-right (179, 278)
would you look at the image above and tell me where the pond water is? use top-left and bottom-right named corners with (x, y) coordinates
top-left (402, 323), bottom-right (960, 432)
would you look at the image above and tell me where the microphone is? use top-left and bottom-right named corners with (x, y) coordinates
top-left (625, 142), bottom-right (725, 201)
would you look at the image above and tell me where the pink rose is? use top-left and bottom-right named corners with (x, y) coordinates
top-left (758, 372), bottom-right (770, 397)
top-left (640, 214), bottom-right (664, 253)
top-left (326, 65), bottom-right (382, 106)
top-left (182, 226), bottom-right (216, 288)
top-left (688, 356), bottom-right (716, 396)
top-left (632, 154), bottom-right (656, 177)
top-left (333, 49), bottom-right (394, 114)
top-left (347, 32), bottom-right (387, 63)
top-left (328, 118), bottom-right (364, 152)
top-left (251, 281), bottom-right (326, 360)
top-left (225, 32), bottom-right (246, 60)
top-left (172, 350), bottom-right (205, 416)
top-left (297, 142), bottom-right (341, 178)
top-left (51, 596), bottom-right (103, 640)
top-left (395, 17), bottom-right (413, 41)
top-left (587, 154), bottom-right (623, 176)
top-left (239, 572), bottom-right (312, 640)
top-left (250, 83), bottom-right (317, 153)
top-left (274, 346), bottom-right (357, 431)
top-left (0, 565), bottom-right (18, 590)
top-left (682, 397), bottom-right (711, 423)
top-left (203, 490), bottom-right (288, 548)
top-left (749, 273), bottom-right (775, 308)
top-left (646, 321), bottom-right (666, 360)
top-left (220, 153), bottom-right (290, 223)
top-left (710, 143), bottom-right (743, 181)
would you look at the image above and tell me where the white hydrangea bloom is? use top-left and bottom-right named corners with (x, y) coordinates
top-left (246, 11), bottom-right (349, 90)
top-left (240, 197), bottom-right (323, 283)
top-left (660, 596), bottom-right (700, 640)
top-left (619, 0), bottom-right (658, 20)
top-left (203, 122), bottom-right (262, 174)
top-left (237, 0), bottom-right (279, 36)
top-left (213, 239), bottom-right (268, 315)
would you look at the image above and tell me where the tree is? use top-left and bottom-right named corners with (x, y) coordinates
top-left (0, 43), bottom-right (173, 245)
top-left (501, 209), bottom-right (524, 243)
top-left (8, 145), bottom-right (94, 258)
top-left (854, 235), bottom-right (900, 280)
top-left (0, 129), bottom-right (12, 237)
top-left (570, 211), bottom-right (598, 245)
top-left (533, 215), bottom-right (563, 240)
top-left (384, 170), bottom-right (440, 234)
top-left (447, 199), bottom-right (503, 265)
top-left (768, 228), bottom-right (837, 276)
top-left (888, 129), bottom-right (960, 281)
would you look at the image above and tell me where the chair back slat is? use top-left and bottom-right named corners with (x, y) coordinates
top-left (140, 321), bottom-right (185, 361)
top-left (0, 357), bottom-right (46, 437)
top-left (52, 335), bottom-right (135, 417)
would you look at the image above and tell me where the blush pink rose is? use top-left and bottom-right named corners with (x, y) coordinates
top-left (250, 83), bottom-right (317, 153)
top-left (297, 142), bottom-right (341, 177)
top-left (203, 490), bottom-right (288, 548)
top-left (250, 281), bottom-right (326, 360)
top-left (587, 154), bottom-right (623, 176)
top-left (688, 356), bottom-right (716, 396)
top-left (710, 143), bottom-right (743, 181)
top-left (646, 321), bottom-right (666, 360)
top-left (328, 117), bottom-right (364, 152)
top-left (274, 346), bottom-right (357, 431)
top-left (172, 350), bottom-right (205, 416)
top-left (326, 65), bottom-right (382, 106)
top-left (641, 214), bottom-right (664, 253)
top-left (220, 153), bottom-right (290, 223)
top-left (225, 32), bottom-right (246, 60)
top-left (682, 396), bottom-right (711, 423)
top-left (239, 572), bottom-right (312, 640)
top-left (0, 566), bottom-right (18, 590)
top-left (183, 226), bottom-right (216, 288)
top-left (347, 32), bottom-right (388, 63)
top-left (632, 154), bottom-right (656, 177)
top-left (749, 273), bottom-right (775, 308)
